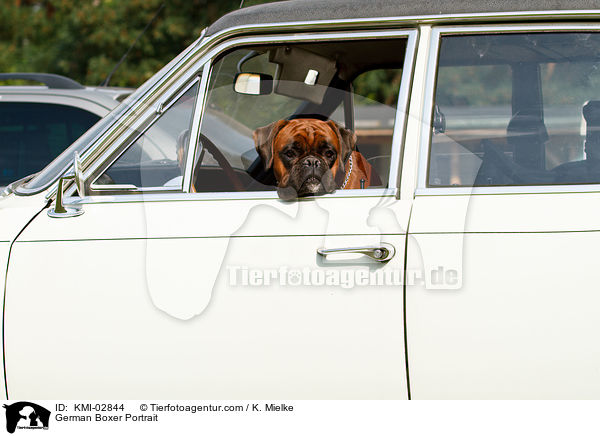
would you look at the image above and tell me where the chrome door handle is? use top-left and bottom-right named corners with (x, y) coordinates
top-left (317, 243), bottom-right (395, 262)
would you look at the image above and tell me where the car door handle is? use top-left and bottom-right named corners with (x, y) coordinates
top-left (317, 243), bottom-right (395, 262)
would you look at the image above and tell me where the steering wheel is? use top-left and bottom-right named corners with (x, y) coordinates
top-left (197, 133), bottom-right (245, 192)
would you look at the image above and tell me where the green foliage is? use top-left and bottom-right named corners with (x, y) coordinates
top-left (353, 69), bottom-right (403, 106)
top-left (435, 63), bottom-right (600, 108)
top-left (542, 62), bottom-right (600, 106)
top-left (436, 65), bottom-right (512, 107)
top-left (0, 0), bottom-right (276, 87)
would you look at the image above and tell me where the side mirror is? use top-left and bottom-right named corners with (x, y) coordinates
top-left (233, 73), bottom-right (273, 95)
top-left (433, 104), bottom-right (446, 134)
top-left (47, 151), bottom-right (85, 218)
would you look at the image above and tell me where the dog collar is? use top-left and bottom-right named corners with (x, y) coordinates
top-left (340, 154), bottom-right (353, 189)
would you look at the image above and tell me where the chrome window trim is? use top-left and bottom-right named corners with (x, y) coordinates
top-left (183, 68), bottom-right (211, 193)
top-left (389, 31), bottom-right (418, 191)
top-left (416, 184), bottom-right (600, 196)
top-left (64, 187), bottom-right (398, 205)
top-left (417, 23), bottom-right (600, 196)
top-left (71, 28), bottom-right (417, 201)
top-left (399, 24), bottom-right (432, 202)
top-left (206, 11), bottom-right (600, 43)
top-left (87, 77), bottom-right (202, 194)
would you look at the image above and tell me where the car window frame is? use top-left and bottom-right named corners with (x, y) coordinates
top-left (188, 30), bottom-right (417, 199)
top-left (87, 76), bottom-right (203, 193)
top-left (66, 29), bottom-right (417, 202)
top-left (417, 23), bottom-right (600, 197)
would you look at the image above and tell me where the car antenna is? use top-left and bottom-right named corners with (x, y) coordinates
top-left (239, 0), bottom-right (244, 8)
top-left (100, 3), bottom-right (165, 87)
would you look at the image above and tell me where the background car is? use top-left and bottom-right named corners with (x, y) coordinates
top-left (0, 72), bottom-right (132, 186)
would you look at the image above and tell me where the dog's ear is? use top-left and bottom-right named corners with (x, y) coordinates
top-left (327, 120), bottom-right (356, 174)
top-left (327, 120), bottom-right (356, 162)
top-left (253, 120), bottom-right (289, 171)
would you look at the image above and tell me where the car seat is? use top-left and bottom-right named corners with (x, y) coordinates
top-left (553, 100), bottom-right (600, 184)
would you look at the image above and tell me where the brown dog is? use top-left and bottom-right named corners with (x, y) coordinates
top-left (253, 119), bottom-right (379, 199)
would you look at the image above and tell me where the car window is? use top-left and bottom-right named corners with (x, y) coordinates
top-left (0, 102), bottom-right (100, 186)
top-left (334, 69), bottom-right (402, 186)
top-left (428, 32), bottom-right (600, 187)
top-left (192, 38), bottom-right (406, 193)
top-left (96, 81), bottom-right (199, 189)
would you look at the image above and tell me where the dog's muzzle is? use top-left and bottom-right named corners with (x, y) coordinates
top-left (280, 155), bottom-right (337, 199)
top-left (299, 156), bottom-right (326, 194)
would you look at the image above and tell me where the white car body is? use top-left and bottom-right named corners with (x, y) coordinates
top-left (2, 0), bottom-right (600, 400)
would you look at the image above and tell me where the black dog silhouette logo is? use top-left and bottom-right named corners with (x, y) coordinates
top-left (3, 402), bottom-right (50, 433)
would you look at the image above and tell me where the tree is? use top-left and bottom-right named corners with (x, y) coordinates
top-left (0, 0), bottom-right (276, 87)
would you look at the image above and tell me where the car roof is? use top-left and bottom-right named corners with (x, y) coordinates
top-left (0, 87), bottom-right (131, 115)
top-left (0, 73), bottom-right (133, 110)
top-left (206, 0), bottom-right (600, 36)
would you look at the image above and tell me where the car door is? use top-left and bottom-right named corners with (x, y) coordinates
top-left (0, 193), bottom-right (49, 400)
top-left (4, 30), bottom-right (417, 398)
top-left (407, 26), bottom-right (600, 399)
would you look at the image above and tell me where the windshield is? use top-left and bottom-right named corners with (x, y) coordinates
top-left (16, 31), bottom-right (206, 194)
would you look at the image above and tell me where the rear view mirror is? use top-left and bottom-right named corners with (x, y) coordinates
top-left (433, 104), bottom-right (446, 134)
top-left (233, 73), bottom-right (273, 95)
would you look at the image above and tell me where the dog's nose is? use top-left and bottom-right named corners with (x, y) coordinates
top-left (302, 157), bottom-right (321, 168)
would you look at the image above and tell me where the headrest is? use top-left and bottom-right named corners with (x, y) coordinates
top-left (583, 101), bottom-right (600, 160)
top-left (583, 101), bottom-right (600, 128)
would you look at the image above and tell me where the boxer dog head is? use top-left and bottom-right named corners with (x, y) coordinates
top-left (253, 119), bottom-right (356, 200)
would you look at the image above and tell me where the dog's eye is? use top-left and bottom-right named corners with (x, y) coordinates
top-left (324, 150), bottom-right (335, 158)
top-left (285, 150), bottom-right (296, 158)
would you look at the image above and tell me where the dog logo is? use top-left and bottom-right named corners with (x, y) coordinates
top-left (3, 402), bottom-right (50, 433)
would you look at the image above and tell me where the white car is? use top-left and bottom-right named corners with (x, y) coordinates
top-left (2, 0), bottom-right (600, 399)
